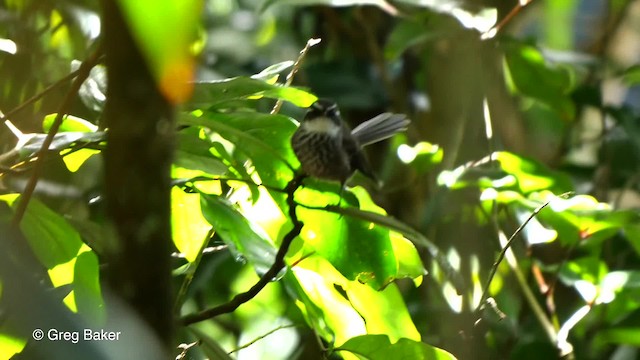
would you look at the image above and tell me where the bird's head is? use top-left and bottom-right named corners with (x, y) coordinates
top-left (300, 99), bottom-right (343, 136)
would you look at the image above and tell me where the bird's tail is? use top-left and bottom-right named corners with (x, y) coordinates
top-left (350, 113), bottom-right (410, 146)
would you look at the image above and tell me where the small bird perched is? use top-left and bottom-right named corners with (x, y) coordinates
top-left (291, 99), bottom-right (410, 186)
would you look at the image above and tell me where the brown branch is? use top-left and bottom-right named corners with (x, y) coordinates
top-left (180, 175), bottom-right (305, 326)
top-left (11, 46), bottom-right (103, 227)
top-left (482, 0), bottom-right (536, 40)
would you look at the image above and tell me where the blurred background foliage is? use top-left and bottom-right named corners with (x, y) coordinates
top-left (1, 0), bottom-right (640, 359)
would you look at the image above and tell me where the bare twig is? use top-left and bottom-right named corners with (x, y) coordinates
top-left (179, 174), bottom-right (305, 326)
top-left (270, 38), bottom-right (321, 115)
top-left (175, 340), bottom-right (200, 360)
top-left (478, 192), bottom-right (573, 313)
top-left (228, 324), bottom-right (299, 354)
top-left (11, 46), bottom-right (103, 227)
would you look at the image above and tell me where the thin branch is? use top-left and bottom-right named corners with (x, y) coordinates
top-left (11, 46), bottom-right (103, 227)
top-left (179, 175), bottom-right (305, 326)
top-left (228, 324), bottom-right (300, 354)
top-left (477, 192), bottom-right (572, 310)
top-left (481, 0), bottom-right (536, 40)
top-left (0, 68), bottom-right (83, 125)
top-left (270, 38), bottom-right (321, 115)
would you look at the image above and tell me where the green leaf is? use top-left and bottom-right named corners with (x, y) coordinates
top-left (188, 77), bottom-right (317, 108)
top-left (0, 194), bottom-right (105, 323)
top-left (296, 191), bottom-right (397, 289)
top-left (172, 187), bottom-right (211, 263)
top-left (200, 193), bottom-right (276, 274)
top-left (42, 114), bottom-right (98, 133)
top-left (335, 334), bottom-right (456, 360)
top-left (346, 283), bottom-right (420, 341)
top-left (175, 129), bottom-right (228, 176)
top-left (495, 152), bottom-right (573, 194)
top-left (287, 259), bottom-right (368, 346)
top-left (503, 42), bottom-right (576, 120)
top-left (0, 333), bottom-right (27, 359)
top-left (622, 64), bottom-right (640, 86)
top-left (181, 111), bottom-right (298, 189)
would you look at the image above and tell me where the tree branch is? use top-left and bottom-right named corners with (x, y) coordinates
top-left (180, 174), bottom-right (305, 326)
top-left (11, 46), bottom-right (102, 226)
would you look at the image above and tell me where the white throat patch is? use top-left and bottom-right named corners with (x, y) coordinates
top-left (302, 117), bottom-right (340, 136)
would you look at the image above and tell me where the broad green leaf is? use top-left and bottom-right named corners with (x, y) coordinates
top-left (73, 250), bottom-right (105, 324)
top-left (181, 111), bottom-right (298, 189)
top-left (503, 42), bottom-right (576, 120)
top-left (62, 149), bottom-right (100, 173)
top-left (188, 77), bottom-right (317, 108)
top-left (350, 186), bottom-right (425, 281)
top-left (117, 0), bottom-right (201, 103)
top-left (42, 114), bottom-right (98, 133)
top-left (290, 259), bottom-right (368, 347)
top-left (296, 184), bottom-right (397, 289)
top-left (496, 152), bottom-right (572, 194)
top-left (175, 129), bottom-right (227, 176)
top-left (0, 194), bottom-right (105, 323)
top-left (200, 193), bottom-right (276, 275)
top-left (172, 187), bottom-right (211, 263)
top-left (0, 333), bottom-right (26, 359)
top-left (335, 334), bottom-right (456, 360)
top-left (346, 282), bottom-right (420, 341)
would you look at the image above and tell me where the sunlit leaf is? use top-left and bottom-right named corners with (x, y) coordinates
top-left (346, 282), bottom-right (420, 341)
top-left (172, 187), bottom-right (211, 263)
top-left (335, 334), bottom-right (456, 360)
top-left (180, 111), bottom-right (298, 190)
top-left (0, 194), bottom-right (104, 323)
top-left (188, 77), bottom-right (317, 108)
top-left (200, 193), bottom-right (276, 275)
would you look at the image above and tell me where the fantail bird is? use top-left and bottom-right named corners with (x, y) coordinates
top-left (291, 99), bottom-right (410, 187)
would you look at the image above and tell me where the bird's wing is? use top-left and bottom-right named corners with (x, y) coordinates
top-left (351, 113), bottom-right (410, 147)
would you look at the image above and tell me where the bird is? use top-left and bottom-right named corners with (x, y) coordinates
top-left (291, 99), bottom-right (410, 187)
